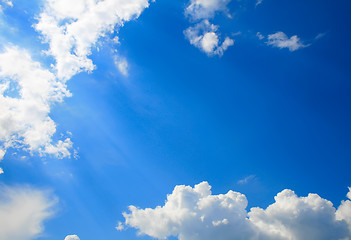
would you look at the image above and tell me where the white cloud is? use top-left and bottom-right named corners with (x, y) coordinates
top-left (255, 0), bottom-right (263, 7)
top-left (114, 56), bottom-right (129, 76)
top-left (315, 32), bottom-right (327, 40)
top-left (35, 0), bottom-right (151, 81)
top-left (256, 32), bottom-right (264, 40)
top-left (116, 221), bottom-right (125, 231)
top-left (184, 20), bottom-right (234, 56)
top-left (64, 235), bottom-right (80, 240)
top-left (1, 0), bottom-right (152, 162)
top-left (0, 184), bottom-right (57, 240)
top-left (237, 175), bottom-right (255, 185)
top-left (1, 0), bottom-right (13, 8)
top-left (184, 0), bottom-right (233, 56)
top-left (0, 0), bottom-right (12, 14)
top-left (249, 189), bottom-right (349, 240)
top-left (266, 32), bottom-right (307, 52)
top-left (185, 0), bottom-right (231, 20)
top-left (0, 167), bottom-right (3, 174)
top-left (0, 46), bottom-right (72, 161)
top-left (336, 187), bottom-right (351, 233)
top-left (121, 182), bottom-right (351, 240)
top-left (123, 182), bottom-right (254, 240)
top-left (0, 148), bottom-right (4, 159)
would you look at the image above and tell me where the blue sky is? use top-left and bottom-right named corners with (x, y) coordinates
top-left (0, 0), bottom-right (351, 239)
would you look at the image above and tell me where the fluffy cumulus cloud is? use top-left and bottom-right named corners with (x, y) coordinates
top-left (0, 184), bottom-right (57, 240)
top-left (249, 189), bottom-right (350, 240)
top-left (184, 20), bottom-right (234, 56)
top-left (121, 182), bottom-right (351, 240)
top-left (64, 235), bottom-right (80, 240)
top-left (266, 32), bottom-right (307, 52)
top-left (184, 0), bottom-right (234, 56)
top-left (336, 188), bottom-right (351, 233)
top-left (0, 46), bottom-right (72, 161)
top-left (35, 0), bottom-right (151, 80)
top-left (123, 181), bottom-right (254, 240)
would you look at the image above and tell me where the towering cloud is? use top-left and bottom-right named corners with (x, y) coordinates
top-left (121, 182), bottom-right (351, 240)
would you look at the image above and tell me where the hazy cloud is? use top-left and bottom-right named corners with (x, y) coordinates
top-left (185, 0), bottom-right (231, 20)
top-left (255, 0), bottom-right (263, 7)
top-left (0, 184), bottom-right (57, 240)
top-left (237, 175), bottom-right (255, 185)
top-left (114, 56), bottom-right (129, 76)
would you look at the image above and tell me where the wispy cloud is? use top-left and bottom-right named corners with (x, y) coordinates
top-left (114, 56), bottom-right (129, 77)
top-left (237, 175), bottom-right (256, 185)
top-left (315, 32), bottom-right (327, 40)
top-left (256, 32), bottom-right (264, 40)
top-left (255, 0), bottom-right (263, 7)
top-left (266, 31), bottom-right (308, 51)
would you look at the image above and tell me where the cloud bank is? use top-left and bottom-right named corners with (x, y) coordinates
top-left (0, 184), bottom-right (57, 240)
top-left (121, 182), bottom-right (351, 240)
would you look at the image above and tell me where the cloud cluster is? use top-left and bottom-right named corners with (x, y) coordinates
top-left (0, 46), bottom-right (72, 162)
top-left (0, 184), bottom-right (57, 240)
top-left (121, 182), bottom-right (351, 240)
top-left (0, 0), bottom-right (152, 163)
top-left (184, 0), bottom-right (234, 56)
top-left (35, 0), bottom-right (151, 80)
top-left (184, 20), bottom-right (234, 56)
